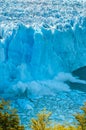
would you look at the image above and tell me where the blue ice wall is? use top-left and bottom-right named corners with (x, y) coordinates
top-left (0, 24), bottom-right (86, 85)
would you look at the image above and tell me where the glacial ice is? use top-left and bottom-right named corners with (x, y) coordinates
top-left (0, 1), bottom-right (86, 128)
top-left (0, 23), bottom-right (86, 97)
top-left (0, 0), bottom-right (86, 98)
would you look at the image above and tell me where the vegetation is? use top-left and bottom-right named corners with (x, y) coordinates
top-left (30, 109), bottom-right (52, 130)
top-left (0, 99), bottom-right (24, 130)
top-left (0, 99), bottom-right (86, 130)
top-left (30, 109), bottom-right (78, 130)
top-left (30, 103), bottom-right (86, 130)
top-left (74, 102), bottom-right (86, 130)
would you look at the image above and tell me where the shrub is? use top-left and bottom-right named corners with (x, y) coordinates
top-left (30, 109), bottom-right (52, 130)
top-left (74, 102), bottom-right (86, 130)
top-left (30, 102), bottom-right (86, 130)
top-left (30, 109), bottom-right (78, 130)
top-left (0, 98), bottom-right (86, 130)
top-left (0, 99), bottom-right (24, 130)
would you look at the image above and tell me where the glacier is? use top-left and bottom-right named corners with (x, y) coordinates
top-left (0, 23), bottom-right (86, 97)
top-left (0, 0), bottom-right (86, 129)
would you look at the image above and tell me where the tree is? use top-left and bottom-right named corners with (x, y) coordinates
top-left (30, 109), bottom-right (52, 130)
top-left (0, 99), bottom-right (24, 130)
top-left (74, 102), bottom-right (86, 130)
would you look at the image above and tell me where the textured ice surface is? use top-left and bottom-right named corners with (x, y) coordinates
top-left (0, 0), bottom-right (86, 28)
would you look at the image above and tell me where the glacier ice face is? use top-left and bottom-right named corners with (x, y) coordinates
top-left (2, 24), bottom-right (86, 80)
top-left (0, 23), bottom-right (86, 97)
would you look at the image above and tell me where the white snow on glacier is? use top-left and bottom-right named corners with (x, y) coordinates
top-left (0, 0), bottom-right (86, 28)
